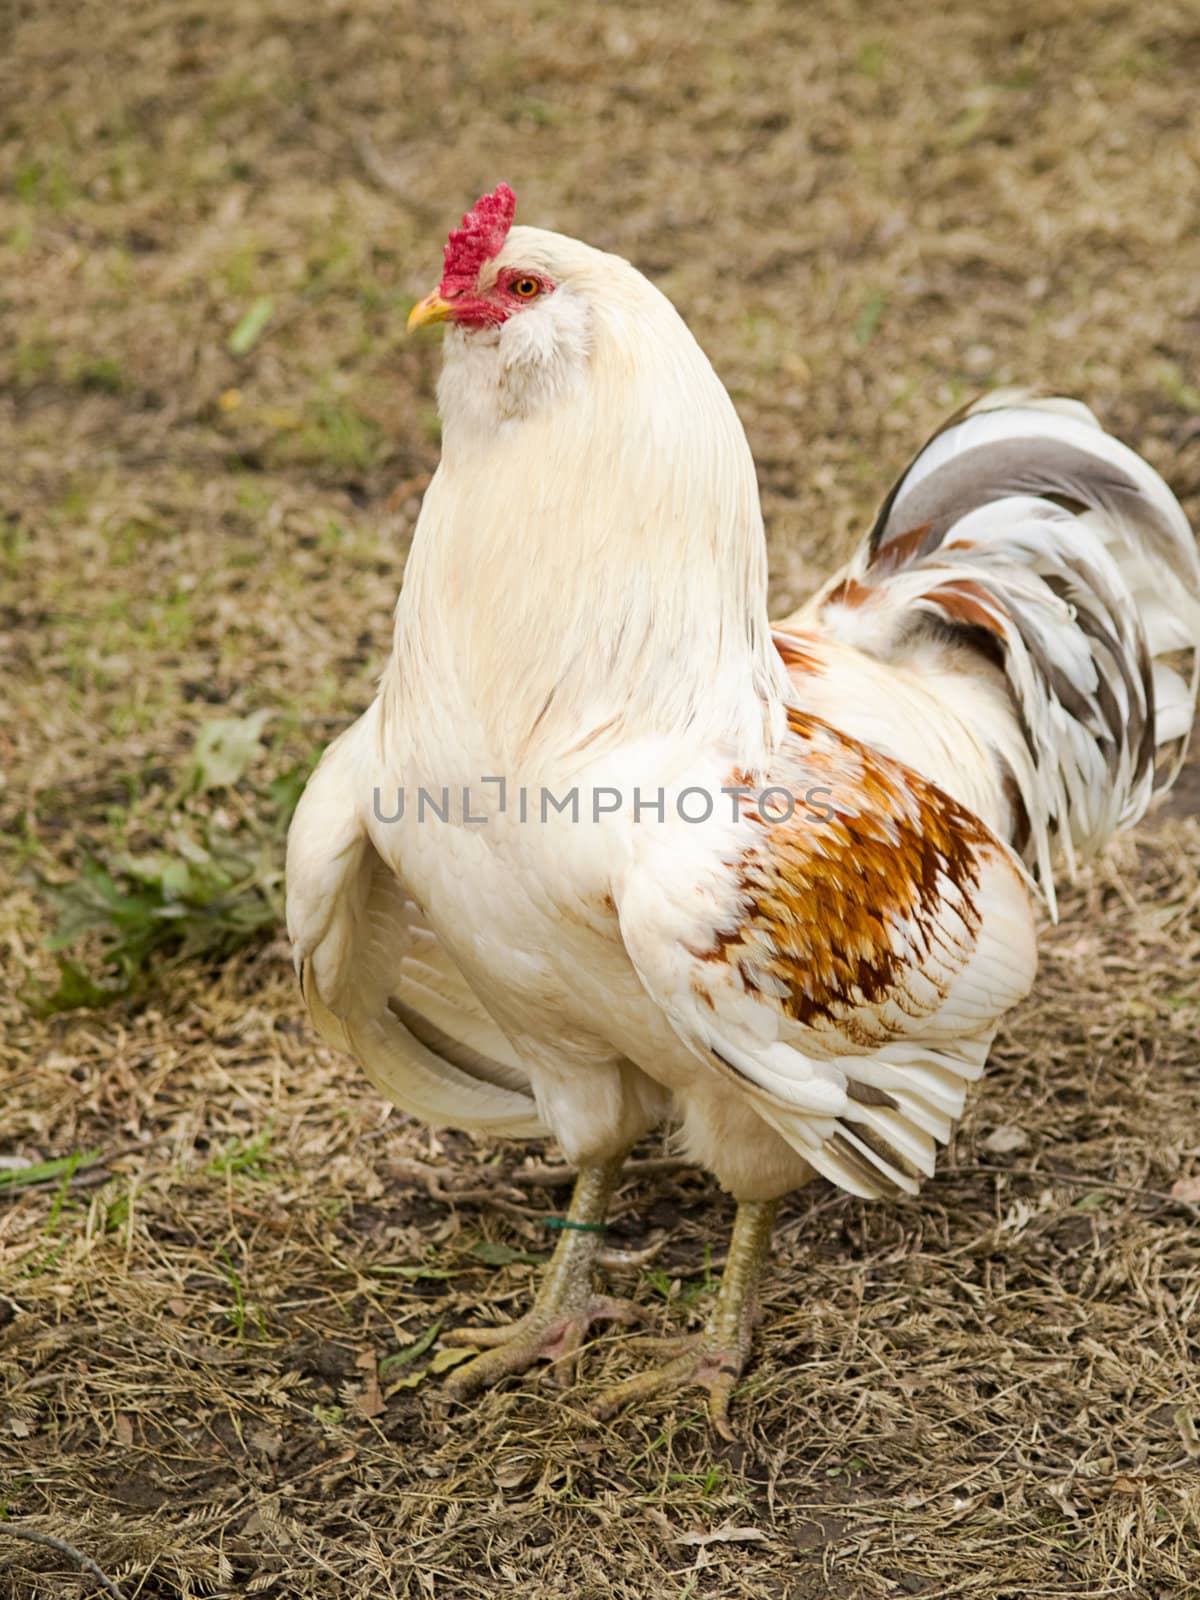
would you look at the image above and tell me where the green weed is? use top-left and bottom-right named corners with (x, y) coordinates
top-left (28, 712), bottom-right (317, 1012)
top-left (208, 1125), bottom-right (274, 1181)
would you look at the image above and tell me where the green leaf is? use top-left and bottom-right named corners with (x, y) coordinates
top-left (368, 1263), bottom-right (453, 1280)
top-left (469, 1241), bottom-right (543, 1267)
top-left (24, 956), bottom-right (122, 1014)
top-left (379, 1318), bottom-right (443, 1376)
top-left (855, 41), bottom-right (885, 77)
top-left (428, 1345), bottom-right (477, 1373)
top-left (268, 761), bottom-right (316, 816)
top-left (0, 1147), bottom-right (105, 1190)
top-left (188, 710), bottom-right (272, 792)
top-left (228, 295), bottom-right (274, 356)
top-left (855, 291), bottom-right (886, 346)
top-left (943, 102), bottom-right (991, 149)
top-left (380, 1323), bottom-right (477, 1388)
top-left (386, 1369), bottom-right (427, 1392)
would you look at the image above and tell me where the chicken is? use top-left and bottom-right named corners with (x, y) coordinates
top-left (286, 184), bottom-right (1200, 1433)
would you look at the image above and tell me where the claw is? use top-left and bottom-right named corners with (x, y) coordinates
top-left (595, 1230), bottom-right (668, 1271)
top-left (591, 1335), bottom-right (744, 1439)
top-left (444, 1293), bottom-right (641, 1399)
top-left (589, 1196), bottom-right (778, 1438)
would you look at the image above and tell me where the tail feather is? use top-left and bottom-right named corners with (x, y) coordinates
top-left (792, 394), bottom-right (1200, 913)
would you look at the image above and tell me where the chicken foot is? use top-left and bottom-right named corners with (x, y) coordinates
top-left (442, 1155), bottom-right (641, 1399)
top-left (592, 1197), bottom-right (778, 1438)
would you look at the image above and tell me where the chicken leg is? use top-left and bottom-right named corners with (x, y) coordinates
top-left (592, 1197), bottom-right (778, 1438)
top-left (442, 1156), bottom-right (641, 1399)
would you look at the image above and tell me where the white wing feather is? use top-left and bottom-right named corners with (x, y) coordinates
top-left (617, 720), bottom-right (1038, 1199)
top-left (285, 714), bottom-right (546, 1138)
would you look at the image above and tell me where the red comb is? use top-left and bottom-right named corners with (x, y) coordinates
top-left (439, 183), bottom-right (517, 298)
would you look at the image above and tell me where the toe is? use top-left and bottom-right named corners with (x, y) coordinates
top-left (591, 1350), bottom-right (694, 1420)
top-left (443, 1339), bottom-right (531, 1401)
top-left (439, 1295), bottom-right (643, 1401)
top-left (622, 1330), bottom-right (699, 1359)
top-left (588, 1294), bottom-right (644, 1328)
top-left (591, 1344), bottom-right (746, 1434)
top-left (444, 1318), bottom-right (530, 1349)
top-left (705, 1372), bottom-right (737, 1441)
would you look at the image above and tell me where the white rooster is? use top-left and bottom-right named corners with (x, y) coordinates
top-left (287, 184), bottom-right (1200, 1432)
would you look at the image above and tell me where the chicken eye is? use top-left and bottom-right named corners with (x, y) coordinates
top-left (511, 276), bottom-right (540, 298)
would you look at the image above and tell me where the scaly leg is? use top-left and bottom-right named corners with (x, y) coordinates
top-left (442, 1156), bottom-right (640, 1400)
top-left (592, 1197), bottom-right (778, 1438)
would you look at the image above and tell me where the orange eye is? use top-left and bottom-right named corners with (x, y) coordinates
top-left (511, 276), bottom-right (540, 298)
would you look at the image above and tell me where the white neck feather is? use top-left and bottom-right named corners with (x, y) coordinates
top-left (390, 243), bottom-right (786, 776)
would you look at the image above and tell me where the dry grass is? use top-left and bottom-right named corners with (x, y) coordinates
top-left (3, 1), bottom-right (1200, 1595)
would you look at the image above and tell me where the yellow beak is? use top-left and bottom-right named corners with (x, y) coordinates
top-left (407, 290), bottom-right (453, 332)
